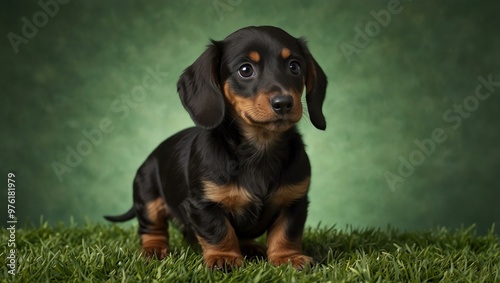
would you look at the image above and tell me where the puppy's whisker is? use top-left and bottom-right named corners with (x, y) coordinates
top-left (228, 116), bottom-right (238, 128)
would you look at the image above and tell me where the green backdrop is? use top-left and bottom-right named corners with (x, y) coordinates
top-left (2, 0), bottom-right (499, 234)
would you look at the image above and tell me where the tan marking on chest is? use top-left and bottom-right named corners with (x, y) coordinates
top-left (271, 177), bottom-right (310, 206)
top-left (204, 181), bottom-right (254, 215)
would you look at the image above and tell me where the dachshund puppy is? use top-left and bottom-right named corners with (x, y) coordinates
top-left (105, 26), bottom-right (327, 270)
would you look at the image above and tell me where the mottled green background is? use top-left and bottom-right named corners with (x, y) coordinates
top-left (1, 0), bottom-right (499, 233)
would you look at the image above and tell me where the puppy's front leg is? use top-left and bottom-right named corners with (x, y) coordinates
top-left (181, 199), bottom-right (243, 270)
top-left (267, 196), bottom-right (314, 270)
top-left (197, 219), bottom-right (243, 270)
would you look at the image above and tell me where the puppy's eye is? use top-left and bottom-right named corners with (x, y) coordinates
top-left (289, 61), bottom-right (301, 75)
top-left (238, 64), bottom-right (255, 78)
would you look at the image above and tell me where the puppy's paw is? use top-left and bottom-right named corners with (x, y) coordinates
top-left (141, 234), bottom-right (169, 260)
top-left (142, 246), bottom-right (168, 260)
top-left (269, 254), bottom-right (314, 270)
top-left (204, 254), bottom-right (244, 271)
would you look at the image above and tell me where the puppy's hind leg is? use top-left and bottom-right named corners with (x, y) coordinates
top-left (132, 158), bottom-right (173, 259)
top-left (135, 193), bottom-right (171, 259)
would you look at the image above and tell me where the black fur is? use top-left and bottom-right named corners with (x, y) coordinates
top-left (105, 26), bottom-right (328, 269)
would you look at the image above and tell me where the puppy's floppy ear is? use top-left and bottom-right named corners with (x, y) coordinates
top-left (177, 40), bottom-right (224, 129)
top-left (300, 39), bottom-right (328, 130)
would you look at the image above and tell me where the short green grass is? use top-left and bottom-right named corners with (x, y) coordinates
top-left (1, 221), bottom-right (498, 282)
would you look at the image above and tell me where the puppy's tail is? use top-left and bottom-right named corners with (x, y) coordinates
top-left (104, 207), bottom-right (136, 222)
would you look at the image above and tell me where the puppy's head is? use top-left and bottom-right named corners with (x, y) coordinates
top-left (177, 26), bottom-right (328, 132)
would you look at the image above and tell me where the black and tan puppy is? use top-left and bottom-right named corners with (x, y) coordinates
top-left (105, 26), bottom-right (327, 270)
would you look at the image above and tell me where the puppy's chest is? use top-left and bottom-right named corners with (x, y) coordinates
top-left (203, 176), bottom-right (310, 216)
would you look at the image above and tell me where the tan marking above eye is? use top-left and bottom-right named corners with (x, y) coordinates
top-left (203, 181), bottom-right (254, 215)
top-left (281, 48), bottom-right (291, 59)
top-left (248, 51), bottom-right (260, 62)
top-left (271, 177), bottom-right (310, 206)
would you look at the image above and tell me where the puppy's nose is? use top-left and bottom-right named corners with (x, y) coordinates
top-left (270, 95), bottom-right (293, 115)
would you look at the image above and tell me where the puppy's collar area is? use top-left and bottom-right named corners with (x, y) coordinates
top-left (217, 112), bottom-right (291, 152)
top-left (240, 124), bottom-right (285, 151)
